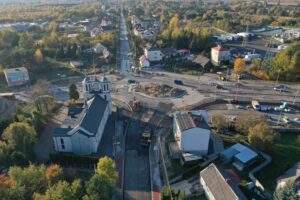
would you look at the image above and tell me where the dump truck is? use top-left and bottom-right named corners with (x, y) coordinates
top-left (140, 127), bottom-right (152, 147)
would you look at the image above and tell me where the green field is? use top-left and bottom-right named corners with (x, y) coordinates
top-left (256, 132), bottom-right (300, 192)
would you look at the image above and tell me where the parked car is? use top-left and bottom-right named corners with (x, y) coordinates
top-left (174, 80), bottom-right (183, 85)
top-left (274, 85), bottom-right (288, 92)
top-left (128, 79), bottom-right (137, 84)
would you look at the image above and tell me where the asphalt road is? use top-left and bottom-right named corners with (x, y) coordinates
top-left (119, 13), bottom-right (133, 76)
top-left (124, 120), bottom-right (151, 200)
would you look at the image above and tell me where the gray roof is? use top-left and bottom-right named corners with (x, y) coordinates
top-left (200, 164), bottom-right (247, 200)
top-left (53, 127), bottom-right (72, 137)
top-left (193, 55), bottom-right (211, 67)
top-left (175, 112), bottom-right (195, 132)
top-left (146, 46), bottom-right (160, 51)
top-left (80, 94), bottom-right (108, 134)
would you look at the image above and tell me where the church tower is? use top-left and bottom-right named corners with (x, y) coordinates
top-left (99, 75), bottom-right (112, 114)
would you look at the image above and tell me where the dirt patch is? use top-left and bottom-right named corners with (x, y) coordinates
top-left (134, 83), bottom-right (186, 98)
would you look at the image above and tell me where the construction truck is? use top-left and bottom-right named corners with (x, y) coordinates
top-left (217, 72), bottom-right (226, 81)
top-left (140, 127), bottom-right (152, 147)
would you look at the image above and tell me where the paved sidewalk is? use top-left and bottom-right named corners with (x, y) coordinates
top-left (114, 120), bottom-right (125, 200)
top-left (149, 131), bottom-right (163, 200)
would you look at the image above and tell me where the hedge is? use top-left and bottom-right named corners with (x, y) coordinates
top-left (49, 153), bottom-right (99, 168)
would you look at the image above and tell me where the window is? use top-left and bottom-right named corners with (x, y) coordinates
top-left (60, 138), bottom-right (65, 149)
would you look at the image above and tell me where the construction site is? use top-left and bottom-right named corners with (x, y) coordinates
top-left (133, 83), bottom-right (186, 98)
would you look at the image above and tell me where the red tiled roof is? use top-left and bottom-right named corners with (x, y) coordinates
top-left (212, 45), bottom-right (229, 51)
top-left (139, 55), bottom-right (148, 63)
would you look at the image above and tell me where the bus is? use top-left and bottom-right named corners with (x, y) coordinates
top-left (252, 100), bottom-right (260, 110)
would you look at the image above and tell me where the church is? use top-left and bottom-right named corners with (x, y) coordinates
top-left (52, 75), bottom-right (112, 155)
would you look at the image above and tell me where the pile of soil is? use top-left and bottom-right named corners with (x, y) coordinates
top-left (135, 83), bottom-right (185, 98)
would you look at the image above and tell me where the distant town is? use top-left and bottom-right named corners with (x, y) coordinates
top-left (0, 0), bottom-right (299, 200)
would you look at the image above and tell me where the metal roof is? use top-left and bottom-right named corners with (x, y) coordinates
top-left (79, 94), bottom-right (108, 134)
top-left (200, 164), bottom-right (247, 200)
top-left (53, 127), bottom-right (72, 137)
top-left (175, 112), bottom-right (196, 132)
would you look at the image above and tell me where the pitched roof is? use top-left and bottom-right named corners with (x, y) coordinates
top-left (212, 45), bottom-right (229, 52)
top-left (175, 112), bottom-right (196, 132)
top-left (161, 48), bottom-right (177, 56)
top-left (193, 55), bottom-right (211, 66)
top-left (276, 161), bottom-right (300, 187)
top-left (3, 67), bottom-right (28, 74)
top-left (53, 127), bottom-right (72, 137)
top-left (200, 164), bottom-right (247, 200)
top-left (146, 46), bottom-right (160, 51)
top-left (79, 94), bottom-right (108, 134)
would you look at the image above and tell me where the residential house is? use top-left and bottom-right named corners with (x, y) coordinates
top-left (173, 111), bottom-right (210, 155)
top-left (53, 75), bottom-right (112, 155)
top-left (193, 55), bottom-right (214, 72)
top-left (3, 67), bottom-right (30, 86)
top-left (144, 46), bottom-right (163, 62)
top-left (200, 164), bottom-right (247, 200)
top-left (139, 55), bottom-right (150, 68)
top-left (93, 43), bottom-right (108, 54)
top-left (90, 27), bottom-right (101, 37)
top-left (220, 143), bottom-right (258, 171)
top-left (276, 161), bottom-right (300, 190)
top-left (161, 48), bottom-right (177, 59)
top-left (211, 45), bottom-right (231, 65)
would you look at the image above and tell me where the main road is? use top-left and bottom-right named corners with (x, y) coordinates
top-left (119, 10), bottom-right (151, 200)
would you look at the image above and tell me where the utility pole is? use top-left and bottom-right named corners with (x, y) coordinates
top-left (275, 69), bottom-right (281, 87)
top-left (293, 86), bottom-right (299, 105)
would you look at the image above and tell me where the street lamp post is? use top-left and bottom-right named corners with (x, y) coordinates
top-left (275, 69), bottom-right (281, 87)
top-left (293, 86), bottom-right (299, 105)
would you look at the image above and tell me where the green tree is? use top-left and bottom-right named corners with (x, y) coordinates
top-left (34, 179), bottom-right (84, 200)
top-left (8, 164), bottom-right (47, 200)
top-left (2, 122), bottom-right (37, 161)
top-left (235, 113), bottom-right (265, 135)
top-left (83, 174), bottom-right (112, 200)
top-left (274, 181), bottom-right (299, 200)
top-left (96, 157), bottom-right (118, 185)
top-left (248, 122), bottom-right (278, 151)
top-left (19, 33), bottom-right (34, 49)
top-left (69, 84), bottom-right (80, 100)
top-left (212, 115), bottom-right (228, 134)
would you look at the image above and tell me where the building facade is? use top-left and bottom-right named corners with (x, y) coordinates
top-left (144, 46), bottom-right (163, 62)
top-left (53, 75), bottom-right (112, 155)
top-left (211, 45), bottom-right (230, 65)
top-left (3, 67), bottom-right (30, 86)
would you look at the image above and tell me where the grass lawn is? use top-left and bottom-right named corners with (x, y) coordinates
top-left (255, 132), bottom-right (300, 192)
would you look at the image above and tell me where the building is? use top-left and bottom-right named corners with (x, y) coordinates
top-left (211, 45), bottom-right (230, 65)
top-left (144, 46), bottom-right (163, 62)
top-left (3, 67), bottom-right (30, 86)
top-left (53, 75), bottom-right (112, 155)
top-left (200, 164), bottom-right (247, 200)
top-left (220, 143), bottom-right (258, 171)
top-left (161, 48), bottom-right (177, 59)
top-left (173, 111), bottom-right (210, 155)
top-left (276, 161), bottom-right (300, 190)
top-left (139, 55), bottom-right (150, 68)
top-left (193, 55), bottom-right (214, 72)
top-left (93, 43), bottom-right (107, 54)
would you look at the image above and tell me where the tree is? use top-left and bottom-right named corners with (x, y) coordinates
top-left (8, 164), bottom-right (47, 200)
top-left (234, 58), bottom-right (245, 75)
top-left (35, 48), bottom-right (43, 63)
top-left (248, 122), bottom-right (278, 151)
top-left (2, 122), bottom-right (37, 161)
top-left (161, 186), bottom-right (185, 200)
top-left (45, 164), bottom-right (64, 187)
top-left (69, 84), bottom-right (79, 100)
top-left (83, 174), bottom-right (112, 200)
top-left (235, 113), bottom-right (265, 135)
top-left (169, 15), bottom-right (179, 30)
top-left (274, 181), bottom-right (299, 200)
top-left (96, 157), bottom-right (118, 185)
top-left (212, 115), bottom-right (228, 133)
top-left (34, 180), bottom-right (84, 200)
top-left (19, 33), bottom-right (34, 49)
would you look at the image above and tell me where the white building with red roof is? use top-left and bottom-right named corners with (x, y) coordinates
top-left (211, 45), bottom-right (230, 65)
top-left (139, 55), bottom-right (150, 68)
